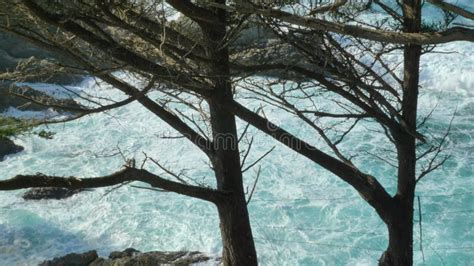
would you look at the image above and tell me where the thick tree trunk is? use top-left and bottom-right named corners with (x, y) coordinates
top-left (379, 197), bottom-right (414, 265)
top-left (204, 2), bottom-right (257, 265)
top-left (209, 98), bottom-right (258, 265)
top-left (217, 196), bottom-right (258, 265)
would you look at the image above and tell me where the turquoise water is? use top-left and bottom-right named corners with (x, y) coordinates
top-left (0, 41), bottom-right (473, 266)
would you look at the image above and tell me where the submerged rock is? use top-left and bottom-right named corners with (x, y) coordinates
top-left (22, 187), bottom-right (85, 200)
top-left (41, 249), bottom-right (212, 266)
top-left (0, 137), bottom-right (24, 161)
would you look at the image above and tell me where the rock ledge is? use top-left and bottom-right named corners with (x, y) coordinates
top-left (0, 137), bottom-right (24, 161)
top-left (40, 249), bottom-right (212, 266)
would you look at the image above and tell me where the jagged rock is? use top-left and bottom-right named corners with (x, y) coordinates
top-left (0, 84), bottom-right (82, 112)
top-left (39, 250), bottom-right (99, 266)
top-left (0, 31), bottom-right (84, 113)
top-left (0, 137), bottom-right (24, 161)
top-left (108, 248), bottom-right (141, 259)
top-left (41, 249), bottom-right (212, 266)
top-left (22, 187), bottom-right (85, 200)
top-left (91, 249), bottom-right (211, 266)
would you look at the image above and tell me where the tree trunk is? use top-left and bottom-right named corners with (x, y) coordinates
top-left (379, 1), bottom-right (422, 265)
top-left (379, 197), bottom-right (414, 265)
top-left (204, 2), bottom-right (258, 264)
top-left (209, 97), bottom-right (258, 265)
top-left (216, 196), bottom-right (258, 265)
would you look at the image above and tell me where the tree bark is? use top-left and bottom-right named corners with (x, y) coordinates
top-left (209, 95), bottom-right (258, 265)
top-left (379, 196), bottom-right (414, 265)
top-left (379, 1), bottom-right (421, 265)
top-left (216, 195), bottom-right (258, 266)
top-left (236, 2), bottom-right (474, 44)
top-left (204, 2), bottom-right (258, 265)
top-left (209, 96), bottom-right (257, 266)
top-left (209, 94), bottom-right (258, 265)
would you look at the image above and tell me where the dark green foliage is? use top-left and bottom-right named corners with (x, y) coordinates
top-left (0, 117), bottom-right (30, 138)
top-left (37, 129), bottom-right (55, 139)
top-left (0, 117), bottom-right (57, 139)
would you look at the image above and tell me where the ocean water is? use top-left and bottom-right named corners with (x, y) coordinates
top-left (0, 40), bottom-right (473, 266)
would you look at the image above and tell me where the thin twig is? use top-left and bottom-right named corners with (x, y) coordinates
top-left (417, 196), bottom-right (425, 262)
top-left (247, 166), bottom-right (261, 205)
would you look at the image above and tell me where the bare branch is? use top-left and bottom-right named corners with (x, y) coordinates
top-left (225, 99), bottom-right (393, 211)
top-left (232, 3), bottom-right (474, 45)
top-left (246, 165), bottom-right (261, 205)
top-left (0, 167), bottom-right (226, 203)
top-left (166, 0), bottom-right (220, 26)
top-left (10, 77), bottom-right (157, 114)
top-left (308, 0), bottom-right (348, 15)
top-left (147, 156), bottom-right (190, 185)
top-left (427, 0), bottom-right (474, 20)
top-left (242, 146), bottom-right (275, 173)
top-left (308, 111), bottom-right (369, 119)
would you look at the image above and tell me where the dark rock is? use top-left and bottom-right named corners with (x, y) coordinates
top-left (39, 250), bottom-right (99, 266)
top-left (22, 187), bottom-right (85, 200)
top-left (0, 137), bottom-right (24, 161)
top-left (92, 250), bottom-right (211, 266)
top-left (230, 29), bottom-right (315, 81)
top-left (108, 248), bottom-right (141, 259)
top-left (0, 84), bottom-right (82, 112)
top-left (0, 32), bottom-right (84, 85)
top-left (171, 15), bottom-right (309, 80)
top-left (42, 249), bottom-right (212, 266)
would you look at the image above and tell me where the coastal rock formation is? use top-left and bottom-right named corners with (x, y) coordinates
top-left (0, 84), bottom-right (82, 112)
top-left (40, 249), bottom-right (212, 266)
top-left (0, 32), bottom-right (83, 85)
top-left (40, 250), bottom-right (99, 266)
top-left (107, 248), bottom-right (141, 259)
top-left (0, 31), bottom-right (84, 116)
top-left (0, 137), bottom-right (23, 161)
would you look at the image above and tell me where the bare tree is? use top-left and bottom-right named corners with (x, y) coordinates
top-left (0, 1), bottom-right (280, 264)
top-left (212, 1), bottom-right (471, 265)
top-left (0, 1), bottom-right (471, 265)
